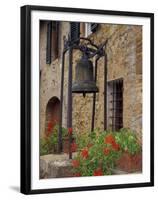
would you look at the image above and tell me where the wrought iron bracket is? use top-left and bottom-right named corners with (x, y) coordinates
top-left (63, 35), bottom-right (108, 59)
top-left (59, 35), bottom-right (108, 159)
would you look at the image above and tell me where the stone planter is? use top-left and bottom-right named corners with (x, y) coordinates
top-left (116, 152), bottom-right (142, 173)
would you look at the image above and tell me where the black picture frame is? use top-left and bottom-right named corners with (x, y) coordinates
top-left (20, 5), bottom-right (154, 194)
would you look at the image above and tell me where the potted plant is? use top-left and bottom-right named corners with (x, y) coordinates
top-left (71, 129), bottom-right (142, 177)
top-left (40, 124), bottom-right (74, 155)
top-left (40, 124), bottom-right (77, 155)
top-left (49, 125), bottom-right (72, 154)
top-left (114, 128), bottom-right (142, 172)
top-left (72, 130), bottom-right (122, 177)
top-left (40, 136), bottom-right (51, 156)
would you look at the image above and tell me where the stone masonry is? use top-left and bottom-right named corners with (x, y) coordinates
top-left (39, 21), bottom-right (142, 141)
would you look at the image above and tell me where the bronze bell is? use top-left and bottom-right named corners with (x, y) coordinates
top-left (72, 56), bottom-right (99, 94)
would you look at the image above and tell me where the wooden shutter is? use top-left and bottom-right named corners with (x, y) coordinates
top-left (46, 21), bottom-right (52, 64)
top-left (70, 22), bottom-right (80, 43)
top-left (46, 21), bottom-right (59, 64)
top-left (52, 21), bottom-right (59, 61)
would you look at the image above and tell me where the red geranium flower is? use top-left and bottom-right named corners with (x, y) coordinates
top-left (71, 142), bottom-right (77, 152)
top-left (68, 127), bottom-right (73, 135)
top-left (104, 134), bottom-right (115, 145)
top-left (93, 168), bottom-right (103, 176)
top-left (72, 160), bottom-right (80, 168)
top-left (81, 148), bottom-right (89, 159)
top-left (112, 142), bottom-right (120, 151)
top-left (47, 128), bottom-right (51, 134)
top-left (74, 172), bottom-right (81, 177)
top-left (103, 147), bottom-right (110, 156)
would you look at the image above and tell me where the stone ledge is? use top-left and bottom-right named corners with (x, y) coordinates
top-left (48, 160), bottom-right (73, 178)
top-left (40, 153), bottom-right (76, 179)
top-left (40, 153), bottom-right (142, 179)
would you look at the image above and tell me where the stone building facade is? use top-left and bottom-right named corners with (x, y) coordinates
top-left (39, 21), bottom-right (142, 141)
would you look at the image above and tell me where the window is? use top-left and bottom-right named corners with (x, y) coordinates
top-left (80, 23), bottom-right (85, 37)
top-left (85, 23), bottom-right (99, 37)
top-left (46, 21), bottom-right (52, 64)
top-left (52, 21), bottom-right (59, 61)
top-left (70, 22), bottom-right (80, 44)
top-left (46, 21), bottom-right (59, 64)
top-left (107, 79), bottom-right (123, 131)
top-left (69, 22), bottom-right (99, 42)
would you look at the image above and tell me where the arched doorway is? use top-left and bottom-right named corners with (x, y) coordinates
top-left (45, 97), bottom-right (60, 137)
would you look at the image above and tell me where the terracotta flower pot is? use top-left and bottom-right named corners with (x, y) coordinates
top-left (116, 152), bottom-right (142, 173)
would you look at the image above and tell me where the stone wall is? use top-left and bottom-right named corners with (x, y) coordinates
top-left (39, 21), bottom-right (142, 140)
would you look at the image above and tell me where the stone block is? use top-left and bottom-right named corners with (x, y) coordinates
top-left (40, 153), bottom-right (77, 179)
top-left (40, 159), bottom-right (48, 179)
top-left (48, 160), bottom-right (73, 178)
